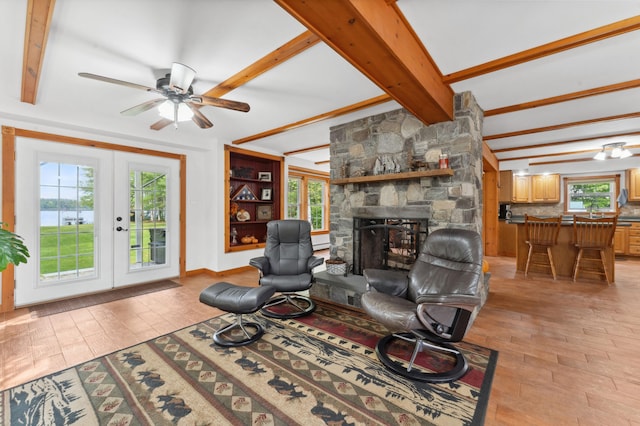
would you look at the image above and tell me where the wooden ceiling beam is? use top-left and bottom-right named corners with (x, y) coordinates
top-left (233, 93), bottom-right (391, 145)
top-left (485, 78), bottom-right (640, 117)
top-left (203, 30), bottom-right (320, 99)
top-left (275, 0), bottom-right (453, 125)
top-left (21, 0), bottom-right (56, 104)
top-left (493, 132), bottom-right (640, 154)
top-left (530, 153), bottom-right (640, 166)
top-left (485, 111), bottom-right (640, 141)
top-left (444, 16), bottom-right (640, 84)
top-left (284, 144), bottom-right (330, 156)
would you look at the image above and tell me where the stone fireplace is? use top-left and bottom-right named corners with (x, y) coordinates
top-left (311, 92), bottom-right (484, 308)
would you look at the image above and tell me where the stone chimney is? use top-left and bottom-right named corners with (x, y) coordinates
top-left (328, 92), bottom-right (484, 263)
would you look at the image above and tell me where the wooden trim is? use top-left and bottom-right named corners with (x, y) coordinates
top-left (185, 265), bottom-right (255, 278)
top-left (14, 128), bottom-right (183, 159)
top-left (485, 79), bottom-right (640, 117)
top-left (203, 31), bottom-right (320, 98)
top-left (276, 0), bottom-right (453, 125)
top-left (224, 144), bottom-right (284, 162)
top-left (233, 94), bottom-right (392, 145)
top-left (315, 160), bottom-right (330, 165)
top-left (21, 0), bottom-right (56, 104)
top-left (288, 165), bottom-right (329, 177)
top-left (284, 144), bottom-right (330, 156)
top-left (179, 155), bottom-right (187, 278)
top-left (482, 142), bottom-right (499, 172)
top-left (444, 16), bottom-right (640, 83)
top-left (1, 127), bottom-right (17, 312)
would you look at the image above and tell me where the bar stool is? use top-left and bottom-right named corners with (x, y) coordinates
top-left (524, 214), bottom-right (562, 279)
top-left (572, 215), bottom-right (618, 285)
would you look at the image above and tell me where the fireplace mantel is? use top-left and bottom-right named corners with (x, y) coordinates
top-left (331, 168), bottom-right (453, 185)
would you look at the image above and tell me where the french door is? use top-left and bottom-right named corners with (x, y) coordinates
top-left (14, 139), bottom-right (179, 306)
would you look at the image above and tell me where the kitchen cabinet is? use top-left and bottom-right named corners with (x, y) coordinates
top-left (512, 175), bottom-right (531, 203)
top-left (531, 174), bottom-right (560, 203)
top-left (498, 171), bottom-right (513, 203)
top-left (498, 220), bottom-right (517, 257)
top-left (614, 227), bottom-right (627, 255)
top-left (628, 223), bottom-right (640, 255)
top-left (627, 168), bottom-right (640, 201)
top-left (504, 173), bottom-right (560, 203)
top-left (612, 223), bottom-right (640, 256)
top-left (225, 146), bottom-right (283, 253)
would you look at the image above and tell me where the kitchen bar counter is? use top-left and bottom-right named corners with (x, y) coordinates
top-left (512, 219), bottom-right (618, 282)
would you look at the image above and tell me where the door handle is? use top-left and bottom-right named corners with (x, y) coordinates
top-left (116, 226), bottom-right (128, 232)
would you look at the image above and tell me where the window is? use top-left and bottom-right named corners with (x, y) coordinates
top-left (287, 167), bottom-right (329, 233)
top-left (564, 175), bottom-right (620, 214)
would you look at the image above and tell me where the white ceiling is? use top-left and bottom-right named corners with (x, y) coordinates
top-left (2, 1), bottom-right (640, 173)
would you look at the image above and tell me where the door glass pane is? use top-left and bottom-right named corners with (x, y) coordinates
top-left (39, 162), bottom-right (96, 282)
top-left (308, 179), bottom-right (325, 230)
top-left (129, 170), bottom-right (167, 269)
top-left (287, 177), bottom-right (301, 218)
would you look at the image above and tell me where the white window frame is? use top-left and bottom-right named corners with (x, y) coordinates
top-left (563, 174), bottom-right (620, 215)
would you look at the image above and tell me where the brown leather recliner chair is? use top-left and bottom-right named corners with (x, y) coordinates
top-left (250, 220), bottom-right (324, 319)
top-left (361, 228), bottom-right (484, 382)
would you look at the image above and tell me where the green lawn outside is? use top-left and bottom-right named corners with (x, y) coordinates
top-left (39, 223), bottom-right (165, 275)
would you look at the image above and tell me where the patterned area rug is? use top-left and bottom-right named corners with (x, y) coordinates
top-left (1, 303), bottom-right (497, 425)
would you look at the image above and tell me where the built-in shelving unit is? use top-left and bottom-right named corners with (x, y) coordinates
top-left (331, 169), bottom-right (454, 185)
top-left (224, 146), bottom-right (284, 253)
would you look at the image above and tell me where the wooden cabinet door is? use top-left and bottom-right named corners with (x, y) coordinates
top-left (498, 171), bottom-right (513, 203)
top-left (627, 168), bottom-right (640, 201)
top-left (512, 175), bottom-right (530, 203)
top-left (531, 174), bottom-right (560, 203)
top-left (614, 227), bottom-right (627, 255)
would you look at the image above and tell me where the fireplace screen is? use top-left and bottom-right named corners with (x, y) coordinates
top-left (353, 217), bottom-right (428, 275)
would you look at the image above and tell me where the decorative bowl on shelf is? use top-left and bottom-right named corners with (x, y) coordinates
top-left (236, 209), bottom-right (250, 222)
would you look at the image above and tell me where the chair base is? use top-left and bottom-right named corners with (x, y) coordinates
top-left (375, 332), bottom-right (468, 383)
top-left (261, 294), bottom-right (316, 319)
top-left (213, 314), bottom-right (265, 347)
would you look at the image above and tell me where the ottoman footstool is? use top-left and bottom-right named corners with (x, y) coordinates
top-left (199, 282), bottom-right (276, 347)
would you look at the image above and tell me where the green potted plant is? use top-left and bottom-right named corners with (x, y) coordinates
top-left (0, 222), bottom-right (29, 271)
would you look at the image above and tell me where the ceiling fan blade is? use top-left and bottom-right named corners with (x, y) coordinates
top-left (78, 72), bottom-right (160, 93)
top-left (169, 62), bottom-right (196, 94)
top-left (185, 103), bottom-right (213, 128)
top-left (191, 95), bottom-right (250, 112)
top-left (150, 118), bottom-right (173, 131)
top-left (120, 98), bottom-right (166, 116)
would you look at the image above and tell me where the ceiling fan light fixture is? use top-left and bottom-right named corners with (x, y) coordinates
top-left (158, 100), bottom-right (193, 121)
top-left (619, 148), bottom-right (633, 159)
top-left (593, 148), bottom-right (606, 161)
top-left (610, 145), bottom-right (623, 158)
top-left (169, 62), bottom-right (196, 93)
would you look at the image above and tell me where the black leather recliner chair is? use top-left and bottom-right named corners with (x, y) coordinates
top-left (361, 228), bottom-right (484, 382)
top-left (249, 220), bottom-right (324, 318)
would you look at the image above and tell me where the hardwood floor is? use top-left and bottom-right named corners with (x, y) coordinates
top-left (2, 255), bottom-right (640, 425)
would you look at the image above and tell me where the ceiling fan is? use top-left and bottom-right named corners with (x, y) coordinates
top-left (78, 62), bottom-right (250, 129)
